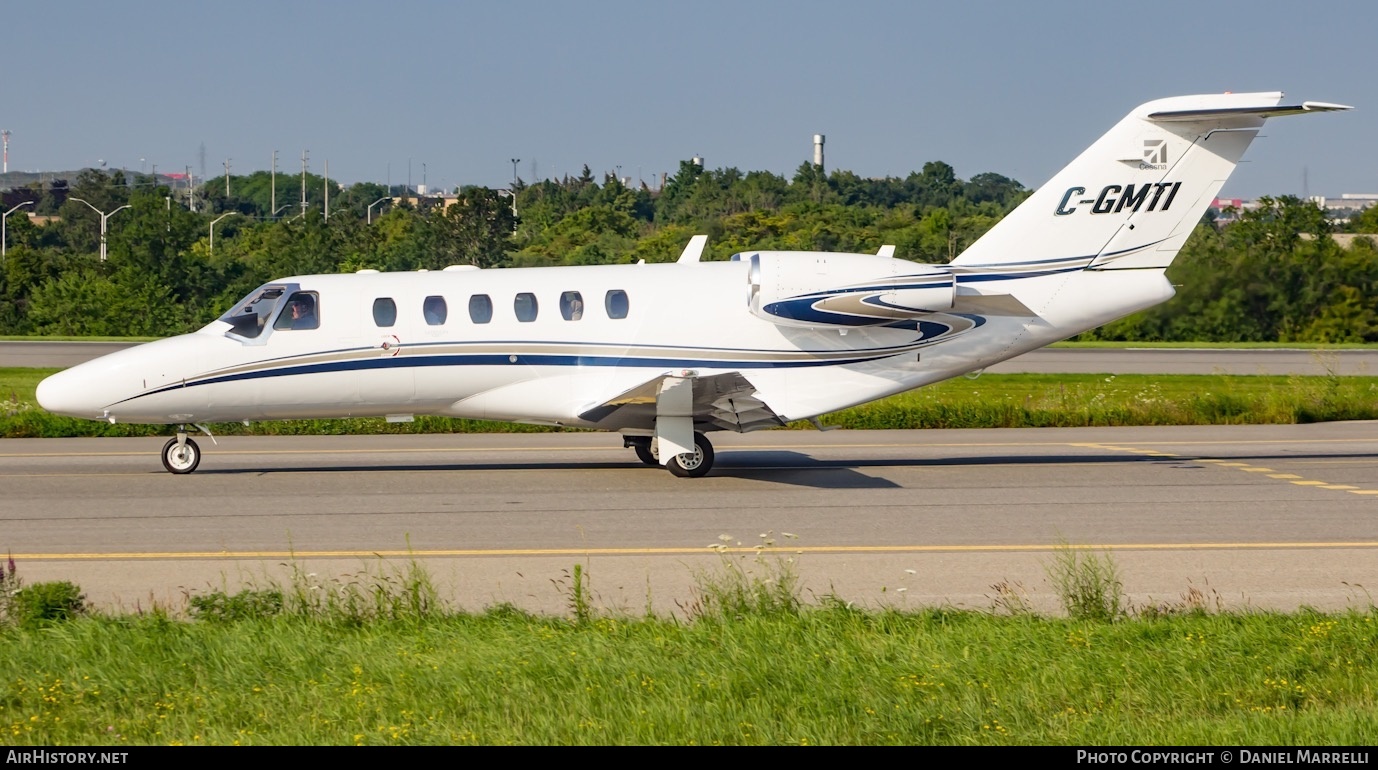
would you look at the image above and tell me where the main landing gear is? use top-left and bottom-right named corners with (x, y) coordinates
top-left (624, 432), bottom-right (715, 478)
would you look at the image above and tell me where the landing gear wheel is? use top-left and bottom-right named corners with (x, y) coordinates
top-left (161, 437), bottom-right (201, 475)
top-left (624, 436), bottom-right (659, 466)
top-left (666, 432), bottom-right (714, 478)
top-left (633, 442), bottom-right (658, 466)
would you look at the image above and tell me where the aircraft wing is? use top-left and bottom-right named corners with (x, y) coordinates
top-left (578, 371), bottom-right (787, 433)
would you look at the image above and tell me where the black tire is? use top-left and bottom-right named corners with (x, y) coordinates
top-left (633, 442), bottom-right (658, 466)
top-left (161, 437), bottom-right (201, 475)
top-left (666, 432), bottom-right (714, 478)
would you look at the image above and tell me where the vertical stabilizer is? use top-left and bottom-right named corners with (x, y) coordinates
top-left (951, 93), bottom-right (1349, 270)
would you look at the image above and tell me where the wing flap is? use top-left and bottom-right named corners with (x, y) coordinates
top-left (579, 371), bottom-right (786, 433)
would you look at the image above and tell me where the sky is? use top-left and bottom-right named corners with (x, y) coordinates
top-left (2, 1), bottom-right (1373, 200)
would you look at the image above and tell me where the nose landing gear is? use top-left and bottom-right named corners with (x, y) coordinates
top-left (161, 431), bottom-right (201, 474)
top-left (160, 424), bottom-right (215, 474)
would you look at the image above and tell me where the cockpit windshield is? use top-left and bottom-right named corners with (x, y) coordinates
top-left (218, 285), bottom-right (288, 340)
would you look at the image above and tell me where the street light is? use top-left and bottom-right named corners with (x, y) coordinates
top-left (367, 197), bottom-right (389, 224)
top-left (510, 158), bottom-right (520, 187)
top-left (69, 198), bottom-right (131, 262)
top-left (2, 201), bottom-right (34, 260)
top-left (497, 189), bottom-right (517, 232)
top-left (209, 212), bottom-right (240, 254)
top-left (272, 204), bottom-right (293, 219)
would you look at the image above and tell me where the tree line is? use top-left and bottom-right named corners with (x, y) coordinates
top-left (1, 160), bottom-right (1376, 341)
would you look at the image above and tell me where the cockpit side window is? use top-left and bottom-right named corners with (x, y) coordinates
top-left (220, 286), bottom-right (286, 340)
top-left (273, 291), bottom-right (320, 331)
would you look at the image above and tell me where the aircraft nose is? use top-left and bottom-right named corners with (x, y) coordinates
top-left (36, 369), bottom-right (103, 419)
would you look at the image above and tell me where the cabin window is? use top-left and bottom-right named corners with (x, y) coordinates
top-left (469, 294), bottom-right (493, 324)
top-left (274, 291), bottom-right (320, 331)
top-left (373, 297), bottom-right (398, 327)
top-left (605, 289), bottom-right (629, 319)
top-left (514, 292), bottom-right (538, 322)
top-left (423, 295), bottom-right (448, 326)
top-left (560, 291), bottom-right (584, 321)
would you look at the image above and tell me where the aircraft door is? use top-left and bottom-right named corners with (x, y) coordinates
top-left (360, 295), bottom-right (416, 408)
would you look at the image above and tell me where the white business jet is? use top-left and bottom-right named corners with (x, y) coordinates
top-left (36, 92), bottom-right (1348, 476)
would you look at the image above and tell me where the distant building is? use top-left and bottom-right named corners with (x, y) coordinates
top-left (1310, 193), bottom-right (1378, 214)
top-left (1210, 197), bottom-right (1247, 222)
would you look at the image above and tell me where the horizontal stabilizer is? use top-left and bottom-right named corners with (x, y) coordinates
top-left (1147, 101), bottom-right (1352, 122)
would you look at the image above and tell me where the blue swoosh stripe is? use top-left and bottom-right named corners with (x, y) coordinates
top-left (109, 350), bottom-right (903, 407)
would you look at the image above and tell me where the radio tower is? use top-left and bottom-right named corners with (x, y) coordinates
top-left (2, 130), bottom-right (10, 174)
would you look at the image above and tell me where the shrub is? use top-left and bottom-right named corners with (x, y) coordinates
top-left (10, 580), bottom-right (86, 629)
top-left (188, 588), bottom-right (285, 622)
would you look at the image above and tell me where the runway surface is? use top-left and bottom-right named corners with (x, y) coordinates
top-left (4, 340), bottom-right (1376, 375)
top-left (2, 425), bottom-right (1375, 616)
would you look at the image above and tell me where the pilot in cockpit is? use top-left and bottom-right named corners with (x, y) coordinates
top-left (286, 294), bottom-right (318, 330)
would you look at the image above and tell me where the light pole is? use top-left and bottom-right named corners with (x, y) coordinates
top-left (367, 197), bottom-right (389, 224)
top-left (70, 198), bottom-right (131, 262)
top-left (510, 158), bottom-right (520, 187)
top-left (497, 189), bottom-right (517, 232)
top-left (209, 212), bottom-right (239, 254)
top-left (2, 201), bottom-right (34, 260)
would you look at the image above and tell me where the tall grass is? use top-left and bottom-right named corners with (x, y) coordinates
top-left (1046, 543), bottom-right (1125, 622)
top-left (2, 552), bottom-right (1377, 745)
top-left (679, 533), bottom-right (804, 621)
top-left (819, 373), bottom-right (1378, 429)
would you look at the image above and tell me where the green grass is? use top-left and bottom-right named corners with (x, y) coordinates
top-left (1, 550), bottom-right (1375, 746)
top-left (1054, 340), bottom-right (1378, 349)
top-left (7, 368), bottom-right (1378, 437)
top-left (818, 372), bottom-right (1378, 429)
top-left (0, 336), bottom-right (160, 342)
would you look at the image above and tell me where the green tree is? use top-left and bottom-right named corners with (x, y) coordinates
top-left (1347, 204), bottom-right (1378, 234)
top-left (27, 267), bottom-right (185, 336)
top-left (432, 187), bottom-right (515, 268)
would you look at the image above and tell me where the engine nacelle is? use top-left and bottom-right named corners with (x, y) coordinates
top-left (735, 251), bottom-right (955, 328)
